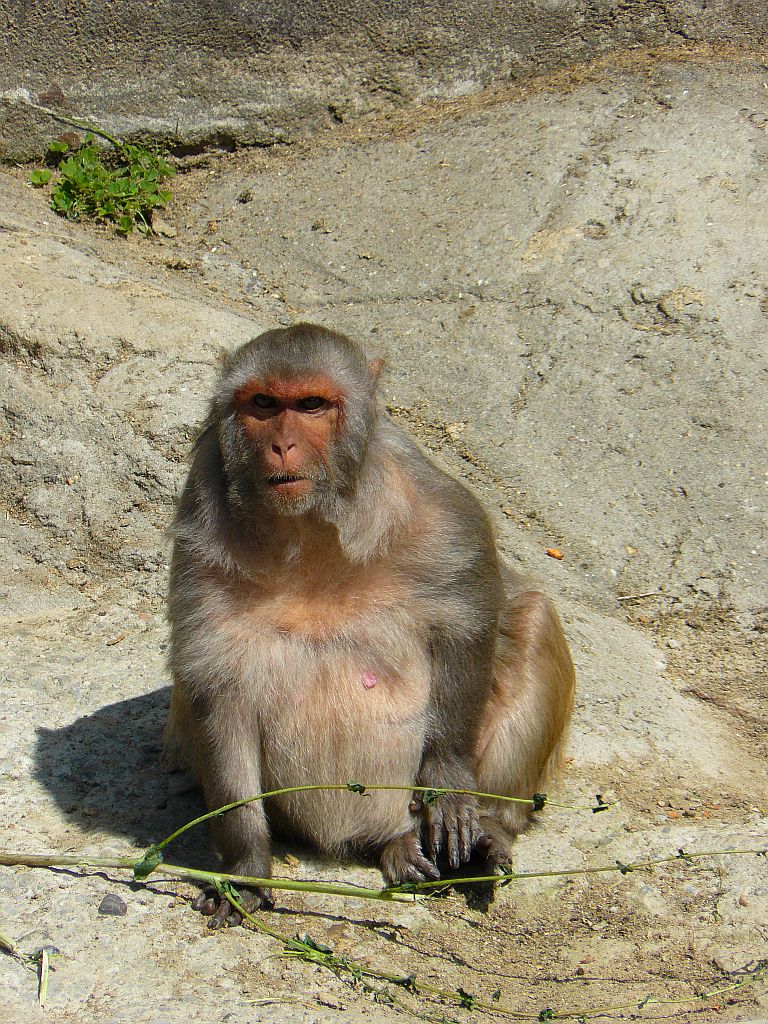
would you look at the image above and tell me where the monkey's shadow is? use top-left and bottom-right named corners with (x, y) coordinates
top-left (33, 686), bottom-right (211, 869)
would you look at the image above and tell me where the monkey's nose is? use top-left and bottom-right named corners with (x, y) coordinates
top-left (272, 441), bottom-right (296, 456)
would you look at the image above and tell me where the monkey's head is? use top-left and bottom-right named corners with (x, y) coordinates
top-left (215, 323), bottom-right (382, 519)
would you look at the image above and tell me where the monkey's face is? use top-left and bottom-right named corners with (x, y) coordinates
top-left (231, 376), bottom-right (343, 515)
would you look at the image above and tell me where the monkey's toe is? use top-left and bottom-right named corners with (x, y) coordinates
top-left (380, 832), bottom-right (440, 885)
top-left (476, 816), bottom-right (517, 869)
top-left (191, 885), bottom-right (273, 928)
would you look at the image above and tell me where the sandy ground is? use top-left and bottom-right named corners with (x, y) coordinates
top-left (1, 49), bottom-right (766, 1024)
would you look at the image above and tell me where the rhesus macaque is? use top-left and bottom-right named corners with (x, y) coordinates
top-left (164, 323), bottom-right (575, 927)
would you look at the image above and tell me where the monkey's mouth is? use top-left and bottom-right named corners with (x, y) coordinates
top-left (266, 473), bottom-right (313, 495)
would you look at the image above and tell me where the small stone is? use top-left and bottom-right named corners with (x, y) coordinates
top-left (32, 945), bottom-right (61, 958)
top-left (98, 894), bottom-right (127, 916)
top-left (151, 213), bottom-right (177, 238)
top-left (666, 639), bottom-right (680, 649)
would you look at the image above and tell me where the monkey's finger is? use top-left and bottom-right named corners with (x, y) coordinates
top-left (242, 887), bottom-right (275, 912)
top-left (191, 888), bottom-right (217, 913)
top-left (446, 824), bottom-right (461, 869)
top-left (400, 854), bottom-right (440, 883)
top-left (468, 808), bottom-right (483, 856)
top-left (208, 900), bottom-right (233, 930)
top-left (426, 814), bottom-right (445, 861)
top-left (413, 853), bottom-right (441, 881)
top-left (458, 818), bottom-right (474, 863)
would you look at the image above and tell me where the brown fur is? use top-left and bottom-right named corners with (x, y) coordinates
top-left (164, 323), bottom-right (575, 924)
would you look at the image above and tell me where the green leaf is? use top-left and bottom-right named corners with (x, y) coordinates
top-left (456, 987), bottom-right (477, 1009)
top-left (214, 879), bottom-right (241, 903)
top-left (295, 933), bottom-right (332, 954)
top-left (346, 782), bottom-right (367, 794)
top-left (532, 792), bottom-right (548, 812)
top-left (393, 974), bottom-right (417, 991)
top-left (422, 788), bottom-right (444, 806)
top-left (44, 134), bottom-right (173, 234)
top-left (390, 880), bottom-right (419, 893)
top-left (29, 169), bottom-right (52, 186)
top-left (133, 843), bottom-right (163, 879)
top-left (47, 140), bottom-right (70, 154)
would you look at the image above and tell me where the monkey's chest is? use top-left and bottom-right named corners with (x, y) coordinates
top-left (250, 620), bottom-right (432, 849)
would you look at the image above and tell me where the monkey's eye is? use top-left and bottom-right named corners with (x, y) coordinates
top-left (298, 396), bottom-right (328, 412)
top-left (250, 394), bottom-right (278, 410)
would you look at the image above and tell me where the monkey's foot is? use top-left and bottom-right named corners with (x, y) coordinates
top-left (476, 815), bottom-right (517, 870)
top-left (380, 832), bottom-right (441, 885)
top-left (191, 885), bottom-right (274, 929)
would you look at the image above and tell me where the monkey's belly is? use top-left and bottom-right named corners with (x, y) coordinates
top-left (256, 639), bottom-right (431, 852)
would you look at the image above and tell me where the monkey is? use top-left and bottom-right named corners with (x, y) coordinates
top-left (163, 322), bottom-right (575, 928)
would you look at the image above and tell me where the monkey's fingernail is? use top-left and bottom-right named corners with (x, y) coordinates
top-left (423, 860), bottom-right (441, 880)
top-left (447, 835), bottom-right (460, 869)
top-left (409, 799), bottom-right (422, 813)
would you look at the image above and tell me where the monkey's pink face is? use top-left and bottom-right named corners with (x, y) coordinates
top-left (233, 375), bottom-right (343, 505)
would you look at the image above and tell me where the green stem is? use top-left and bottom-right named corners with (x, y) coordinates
top-left (154, 783), bottom-right (590, 853)
top-left (157, 862), bottom-right (411, 901)
top-left (384, 847), bottom-right (768, 893)
top-left (223, 888), bottom-right (767, 1022)
top-left (1, 852), bottom-right (765, 1021)
top-left (25, 101), bottom-right (124, 148)
top-left (0, 852), bottom-right (412, 903)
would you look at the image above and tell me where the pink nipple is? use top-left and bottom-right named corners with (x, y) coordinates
top-left (361, 671), bottom-right (378, 689)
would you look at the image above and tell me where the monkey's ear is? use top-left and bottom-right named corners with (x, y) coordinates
top-left (369, 357), bottom-right (385, 380)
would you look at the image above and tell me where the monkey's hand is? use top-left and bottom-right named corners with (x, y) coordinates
top-left (414, 761), bottom-right (482, 870)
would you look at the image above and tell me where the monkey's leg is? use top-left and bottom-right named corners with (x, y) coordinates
top-left (474, 590), bottom-right (575, 866)
top-left (166, 686), bottom-right (274, 927)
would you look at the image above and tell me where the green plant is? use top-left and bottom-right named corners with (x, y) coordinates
top-left (29, 133), bottom-right (174, 235)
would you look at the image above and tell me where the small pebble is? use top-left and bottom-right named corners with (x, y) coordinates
top-left (98, 894), bottom-right (127, 916)
top-left (666, 638), bottom-right (680, 649)
top-left (32, 945), bottom-right (61, 958)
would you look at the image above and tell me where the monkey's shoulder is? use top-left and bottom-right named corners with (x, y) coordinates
top-left (381, 422), bottom-right (495, 539)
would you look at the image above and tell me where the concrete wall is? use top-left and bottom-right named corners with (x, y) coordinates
top-left (2, 1), bottom-right (767, 159)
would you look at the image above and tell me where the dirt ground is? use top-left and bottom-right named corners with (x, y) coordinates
top-left (1, 49), bottom-right (766, 1024)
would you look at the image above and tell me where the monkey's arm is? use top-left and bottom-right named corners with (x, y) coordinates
top-left (400, 469), bottom-right (504, 868)
top-left (416, 626), bottom-right (497, 868)
top-left (166, 684), bottom-right (274, 926)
